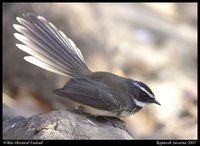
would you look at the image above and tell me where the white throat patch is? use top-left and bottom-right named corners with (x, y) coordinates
top-left (133, 98), bottom-right (146, 107)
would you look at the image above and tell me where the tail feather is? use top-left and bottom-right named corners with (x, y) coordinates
top-left (16, 44), bottom-right (70, 76)
top-left (24, 56), bottom-right (69, 76)
top-left (13, 13), bottom-right (91, 78)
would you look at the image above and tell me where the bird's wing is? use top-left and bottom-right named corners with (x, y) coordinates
top-left (53, 78), bottom-right (121, 111)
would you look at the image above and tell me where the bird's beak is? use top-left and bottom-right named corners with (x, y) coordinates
top-left (150, 98), bottom-right (161, 105)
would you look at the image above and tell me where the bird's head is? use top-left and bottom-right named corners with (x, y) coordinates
top-left (128, 80), bottom-right (160, 108)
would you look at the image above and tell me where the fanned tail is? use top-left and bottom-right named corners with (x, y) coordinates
top-left (13, 13), bottom-right (91, 78)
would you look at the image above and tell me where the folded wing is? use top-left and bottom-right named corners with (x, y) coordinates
top-left (53, 78), bottom-right (121, 111)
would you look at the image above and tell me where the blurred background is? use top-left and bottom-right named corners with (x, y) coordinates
top-left (3, 3), bottom-right (197, 139)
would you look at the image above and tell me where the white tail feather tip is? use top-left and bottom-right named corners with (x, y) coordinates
top-left (24, 56), bottom-right (67, 76)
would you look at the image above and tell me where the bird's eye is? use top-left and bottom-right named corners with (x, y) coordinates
top-left (141, 93), bottom-right (146, 99)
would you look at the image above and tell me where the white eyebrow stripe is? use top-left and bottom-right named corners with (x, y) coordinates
top-left (133, 99), bottom-right (146, 107)
top-left (133, 82), bottom-right (154, 98)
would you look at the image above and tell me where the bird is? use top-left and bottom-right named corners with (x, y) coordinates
top-left (13, 13), bottom-right (160, 118)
